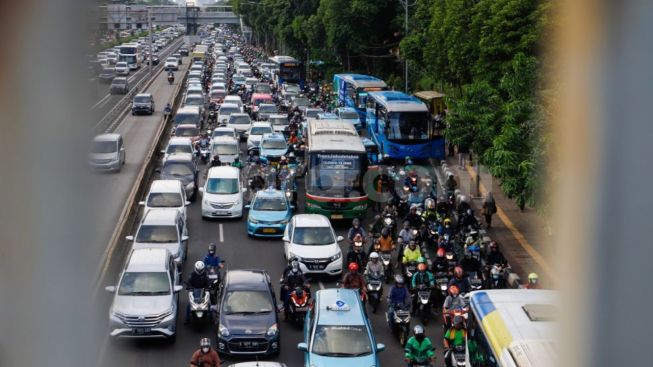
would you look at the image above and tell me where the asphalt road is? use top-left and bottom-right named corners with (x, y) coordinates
top-left (84, 59), bottom-right (190, 270)
top-left (88, 38), bottom-right (184, 124)
top-left (97, 141), bottom-right (447, 367)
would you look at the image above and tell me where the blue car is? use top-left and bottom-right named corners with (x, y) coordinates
top-left (335, 107), bottom-right (363, 131)
top-left (297, 288), bottom-right (386, 367)
top-left (259, 132), bottom-right (288, 164)
top-left (246, 188), bottom-right (293, 237)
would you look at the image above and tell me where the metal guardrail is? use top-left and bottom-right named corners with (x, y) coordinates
top-left (93, 37), bottom-right (184, 134)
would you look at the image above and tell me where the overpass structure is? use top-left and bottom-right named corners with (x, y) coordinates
top-left (98, 4), bottom-right (242, 31)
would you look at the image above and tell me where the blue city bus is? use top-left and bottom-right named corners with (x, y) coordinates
top-left (333, 74), bottom-right (387, 125)
top-left (269, 55), bottom-right (305, 89)
top-left (365, 91), bottom-right (445, 160)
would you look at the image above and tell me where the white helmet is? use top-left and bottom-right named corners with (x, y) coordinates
top-left (369, 252), bottom-right (379, 260)
top-left (194, 261), bottom-right (206, 275)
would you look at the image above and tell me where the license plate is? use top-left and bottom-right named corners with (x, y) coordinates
top-left (262, 228), bottom-right (276, 233)
top-left (331, 214), bottom-right (343, 219)
top-left (295, 306), bottom-right (307, 312)
top-left (212, 211), bottom-right (228, 216)
top-left (133, 328), bottom-right (150, 335)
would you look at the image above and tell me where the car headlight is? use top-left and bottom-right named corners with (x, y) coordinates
top-left (249, 217), bottom-right (258, 224)
top-left (266, 323), bottom-right (278, 336)
top-left (330, 252), bottom-right (342, 262)
top-left (219, 324), bottom-right (230, 337)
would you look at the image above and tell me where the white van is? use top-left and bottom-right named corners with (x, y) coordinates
top-left (210, 136), bottom-right (240, 165)
top-left (89, 133), bottom-right (126, 172)
top-left (139, 180), bottom-right (189, 222)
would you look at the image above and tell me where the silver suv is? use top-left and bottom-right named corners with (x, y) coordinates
top-left (106, 248), bottom-right (182, 342)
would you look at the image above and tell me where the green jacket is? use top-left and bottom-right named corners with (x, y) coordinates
top-left (404, 336), bottom-right (435, 362)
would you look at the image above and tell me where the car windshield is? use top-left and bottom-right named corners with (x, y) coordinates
top-left (258, 105), bottom-right (277, 113)
top-left (250, 127), bottom-right (272, 135)
top-left (206, 178), bottom-right (238, 194)
top-left (112, 79), bottom-right (127, 86)
top-left (118, 272), bottom-right (170, 296)
top-left (135, 225), bottom-right (178, 243)
top-left (262, 139), bottom-right (286, 150)
top-left (339, 111), bottom-right (359, 119)
top-left (175, 126), bottom-right (199, 137)
top-left (311, 325), bottom-right (373, 357)
top-left (293, 98), bottom-right (310, 107)
top-left (212, 143), bottom-right (238, 155)
top-left (166, 144), bottom-right (192, 155)
top-left (134, 95), bottom-right (150, 103)
top-left (253, 196), bottom-right (287, 211)
top-left (269, 117), bottom-right (287, 126)
top-left (255, 84), bottom-right (272, 93)
top-left (185, 96), bottom-right (203, 105)
top-left (220, 107), bottom-right (239, 115)
top-left (292, 227), bottom-right (334, 246)
top-left (162, 162), bottom-right (194, 177)
top-left (285, 85), bottom-right (300, 93)
top-left (147, 192), bottom-right (183, 207)
top-left (229, 115), bottom-right (250, 124)
top-left (166, 57), bottom-right (176, 62)
top-left (386, 111), bottom-right (430, 141)
top-left (174, 113), bottom-right (199, 125)
top-left (222, 290), bottom-right (273, 314)
top-left (232, 76), bottom-right (245, 83)
top-left (211, 92), bottom-right (226, 99)
top-left (212, 130), bottom-right (234, 138)
top-left (91, 141), bottom-right (116, 153)
top-left (306, 110), bottom-right (320, 118)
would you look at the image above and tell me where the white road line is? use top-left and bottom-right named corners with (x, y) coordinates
top-left (318, 281), bottom-right (325, 290)
top-left (89, 93), bottom-right (111, 111)
top-left (219, 223), bottom-right (224, 242)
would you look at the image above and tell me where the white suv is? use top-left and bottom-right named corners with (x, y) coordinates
top-left (283, 214), bottom-right (344, 276)
top-left (139, 180), bottom-right (189, 222)
top-left (126, 209), bottom-right (188, 267)
top-left (199, 166), bottom-right (245, 219)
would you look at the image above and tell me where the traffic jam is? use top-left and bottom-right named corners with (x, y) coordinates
top-left (94, 25), bottom-right (555, 367)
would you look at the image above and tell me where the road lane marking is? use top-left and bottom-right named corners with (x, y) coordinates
top-left (90, 93), bottom-right (111, 111)
top-left (219, 223), bottom-right (224, 242)
top-left (464, 165), bottom-right (554, 278)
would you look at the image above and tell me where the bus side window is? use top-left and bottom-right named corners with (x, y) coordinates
top-left (468, 313), bottom-right (497, 367)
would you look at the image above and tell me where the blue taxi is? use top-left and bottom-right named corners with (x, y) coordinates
top-left (246, 188), bottom-right (293, 237)
top-left (259, 132), bottom-right (288, 164)
top-left (297, 288), bottom-right (385, 367)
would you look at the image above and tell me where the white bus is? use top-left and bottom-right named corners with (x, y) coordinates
top-left (466, 289), bottom-right (558, 367)
top-left (118, 43), bottom-right (143, 70)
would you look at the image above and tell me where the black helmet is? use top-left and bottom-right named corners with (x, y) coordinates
top-left (381, 227), bottom-right (389, 237)
top-left (394, 275), bottom-right (404, 286)
top-left (352, 218), bottom-right (360, 227)
top-left (208, 243), bottom-right (217, 255)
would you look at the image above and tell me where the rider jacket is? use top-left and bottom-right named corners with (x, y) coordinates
top-left (365, 261), bottom-right (384, 276)
top-left (404, 213), bottom-right (422, 228)
top-left (347, 226), bottom-right (367, 241)
top-left (190, 349), bottom-right (221, 367)
top-left (402, 246), bottom-right (422, 264)
top-left (376, 236), bottom-right (395, 252)
top-left (346, 249), bottom-right (367, 269)
top-left (432, 257), bottom-right (449, 274)
top-left (203, 254), bottom-right (222, 268)
top-left (187, 272), bottom-right (210, 289)
top-left (282, 269), bottom-right (307, 289)
top-left (486, 250), bottom-right (508, 266)
top-left (404, 336), bottom-right (435, 362)
top-left (342, 272), bottom-right (366, 290)
top-left (411, 271), bottom-right (435, 289)
top-left (387, 286), bottom-right (411, 306)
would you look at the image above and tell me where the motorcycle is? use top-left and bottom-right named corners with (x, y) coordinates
top-left (167, 73), bottom-right (174, 85)
top-left (486, 264), bottom-right (509, 289)
top-left (198, 144), bottom-right (210, 164)
top-left (387, 303), bottom-right (411, 346)
top-left (207, 110), bottom-right (217, 125)
top-left (414, 283), bottom-right (432, 324)
top-left (207, 264), bottom-right (223, 304)
top-left (287, 286), bottom-right (311, 326)
top-left (366, 271), bottom-right (383, 313)
top-left (403, 261), bottom-right (417, 286)
top-left (468, 271), bottom-right (484, 291)
top-left (188, 288), bottom-right (211, 324)
top-left (379, 251), bottom-right (393, 284)
top-left (445, 344), bottom-right (467, 367)
top-left (434, 271), bottom-right (450, 303)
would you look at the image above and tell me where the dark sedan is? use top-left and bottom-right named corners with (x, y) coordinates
top-left (217, 270), bottom-right (280, 357)
top-left (110, 77), bottom-right (129, 95)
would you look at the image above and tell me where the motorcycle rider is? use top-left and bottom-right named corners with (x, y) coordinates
top-left (442, 285), bottom-right (468, 327)
top-left (486, 242), bottom-right (508, 266)
top-left (387, 275), bottom-right (411, 329)
top-left (444, 172), bottom-right (457, 194)
top-left (525, 272), bottom-right (540, 289)
top-left (448, 266), bottom-right (471, 294)
top-left (185, 261), bottom-right (211, 324)
top-left (437, 218), bottom-right (455, 237)
top-left (231, 156), bottom-right (243, 169)
top-left (443, 315), bottom-right (467, 366)
top-left (421, 198), bottom-right (438, 224)
top-left (203, 243), bottom-right (224, 269)
top-left (341, 262), bottom-right (366, 294)
top-left (432, 248), bottom-right (450, 274)
top-left (398, 220), bottom-right (413, 245)
top-left (364, 252), bottom-right (385, 281)
top-left (404, 325), bottom-right (436, 366)
top-left (345, 233), bottom-right (367, 271)
top-left (402, 240), bottom-right (422, 265)
top-left (404, 205), bottom-right (423, 229)
top-left (281, 258), bottom-right (308, 320)
top-left (347, 218), bottom-right (367, 242)
top-left (458, 208), bottom-right (478, 231)
top-left (189, 337), bottom-right (221, 367)
top-left (456, 195), bottom-right (471, 217)
top-left (375, 227), bottom-right (396, 254)
top-left (209, 154), bottom-right (222, 167)
top-left (247, 150), bottom-right (257, 164)
top-left (164, 103), bottom-right (173, 117)
top-left (459, 250), bottom-right (482, 275)
top-left (368, 214), bottom-right (384, 237)
top-left (411, 260), bottom-right (435, 290)
top-left (279, 155), bottom-right (289, 168)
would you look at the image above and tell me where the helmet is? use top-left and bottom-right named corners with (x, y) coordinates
top-left (447, 172), bottom-right (454, 178)
top-left (403, 220), bottom-right (410, 228)
top-left (271, 167), bottom-right (276, 173)
top-left (348, 262), bottom-right (359, 272)
top-left (234, 156), bottom-right (239, 162)
top-left (208, 243), bottom-right (217, 255)
top-left (449, 284), bottom-right (460, 295)
top-left (200, 337), bottom-right (211, 352)
top-left (194, 261), bottom-right (206, 275)
top-left (489, 241), bottom-right (498, 250)
top-left (280, 155), bottom-right (287, 162)
top-left (425, 198), bottom-right (435, 209)
top-left (395, 275), bottom-right (405, 285)
top-left (381, 227), bottom-right (389, 237)
top-left (413, 324), bottom-right (424, 336)
top-left (405, 156), bottom-right (412, 164)
top-left (444, 218), bottom-right (452, 226)
top-left (460, 195), bottom-right (469, 203)
top-left (466, 208), bottom-right (473, 216)
top-left (454, 266), bottom-right (463, 278)
top-left (290, 258), bottom-right (300, 272)
top-left (528, 272), bottom-right (539, 283)
top-left (436, 248), bottom-right (445, 257)
top-left (417, 256), bottom-right (426, 264)
top-left (417, 263), bottom-right (427, 272)
top-left (294, 286), bottom-right (305, 298)
top-left (352, 218), bottom-right (360, 227)
top-left (249, 150), bottom-right (255, 156)
top-left (369, 252), bottom-right (379, 260)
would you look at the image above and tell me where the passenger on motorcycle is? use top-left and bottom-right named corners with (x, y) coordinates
top-left (189, 337), bottom-right (221, 367)
top-left (404, 205), bottom-right (423, 229)
top-left (387, 275), bottom-right (411, 329)
top-left (347, 218), bottom-right (367, 242)
top-left (402, 240), bottom-right (422, 264)
top-left (209, 154), bottom-right (222, 167)
top-left (382, 202), bottom-right (399, 219)
top-left (231, 156), bottom-right (243, 169)
top-left (341, 262), bottom-right (366, 292)
top-left (404, 324), bottom-right (436, 366)
top-left (432, 248), bottom-right (450, 274)
top-left (185, 261), bottom-right (210, 324)
top-left (448, 266), bottom-right (471, 294)
top-left (364, 252), bottom-right (384, 279)
top-left (281, 259), bottom-right (308, 320)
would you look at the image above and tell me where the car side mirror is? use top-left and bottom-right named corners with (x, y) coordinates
top-left (297, 342), bottom-right (308, 352)
top-left (244, 204), bottom-right (251, 209)
top-left (173, 285), bottom-right (183, 293)
top-left (241, 187), bottom-right (247, 193)
top-left (185, 201), bottom-right (191, 206)
top-left (105, 286), bottom-right (116, 293)
top-left (138, 201), bottom-right (145, 206)
top-left (282, 235), bottom-right (289, 242)
top-left (160, 150), bottom-right (166, 154)
top-left (181, 235), bottom-right (189, 242)
top-left (376, 343), bottom-right (386, 352)
top-left (337, 236), bottom-right (344, 242)
top-left (290, 205), bottom-right (295, 210)
top-left (125, 235), bottom-right (134, 241)
top-left (198, 187), bottom-right (204, 194)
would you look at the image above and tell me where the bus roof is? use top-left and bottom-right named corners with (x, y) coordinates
top-left (306, 120), bottom-right (365, 153)
top-left (470, 290), bottom-right (558, 367)
top-left (367, 91), bottom-right (428, 112)
top-left (333, 74), bottom-right (387, 89)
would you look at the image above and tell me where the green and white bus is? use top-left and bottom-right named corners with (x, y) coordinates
top-left (304, 120), bottom-right (369, 219)
top-left (466, 289), bottom-right (558, 367)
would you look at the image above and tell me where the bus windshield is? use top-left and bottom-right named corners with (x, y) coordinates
top-left (307, 153), bottom-right (365, 197)
top-left (386, 112), bottom-right (430, 142)
top-left (279, 65), bottom-right (301, 82)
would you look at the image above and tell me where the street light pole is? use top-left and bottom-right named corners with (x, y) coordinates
top-left (148, 7), bottom-right (153, 76)
top-left (399, 0), bottom-right (416, 93)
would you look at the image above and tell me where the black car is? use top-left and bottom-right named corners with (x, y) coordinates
top-left (110, 77), bottom-right (129, 94)
top-left (147, 55), bottom-right (160, 66)
top-left (179, 47), bottom-right (189, 56)
top-left (131, 93), bottom-right (155, 115)
top-left (98, 67), bottom-right (116, 83)
top-left (217, 270), bottom-right (280, 357)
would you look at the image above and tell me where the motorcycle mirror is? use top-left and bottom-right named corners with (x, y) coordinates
top-left (181, 235), bottom-right (189, 242)
top-left (125, 235), bottom-right (134, 241)
top-left (198, 187), bottom-right (204, 194)
top-left (244, 204), bottom-right (251, 209)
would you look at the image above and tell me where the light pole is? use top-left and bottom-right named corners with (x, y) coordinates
top-left (398, 0), bottom-right (417, 93)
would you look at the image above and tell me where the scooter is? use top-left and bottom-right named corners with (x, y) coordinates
top-left (188, 288), bottom-right (211, 324)
top-left (387, 303), bottom-right (411, 346)
top-left (434, 271), bottom-right (450, 303)
top-left (379, 251), bottom-right (393, 284)
top-left (403, 261), bottom-right (417, 286)
top-left (445, 344), bottom-right (467, 367)
top-left (167, 73), bottom-right (174, 85)
top-left (366, 271), bottom-right (383, 313)
top-left (415, 283), bottom-right (432, 324)
top-left (287, 286), bottom-right (310, 327)
top-left (199, 145), bottom-right (210, 164)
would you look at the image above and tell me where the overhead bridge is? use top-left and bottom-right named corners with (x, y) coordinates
top-left (178, 11), bottom-right (241, 25)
